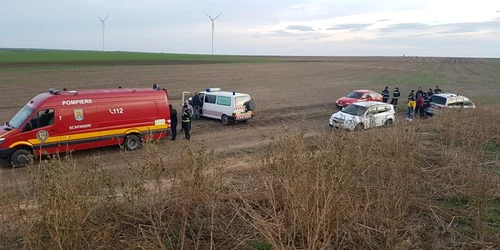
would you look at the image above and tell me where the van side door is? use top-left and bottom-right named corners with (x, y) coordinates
top-left (216, 96), bottom-right (232, 117)
top-left (19, 108), bottom-right (60, 155)
top-left (202, 94), bottom-right (218, 119)
top-left (57, 106), bottom-right (99, 150)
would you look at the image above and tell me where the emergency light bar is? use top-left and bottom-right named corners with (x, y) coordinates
top-left (206, 88), bottom-right (221, 92)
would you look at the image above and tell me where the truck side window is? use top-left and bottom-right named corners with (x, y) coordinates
top-left (29, 109), bottom-right (55, 130)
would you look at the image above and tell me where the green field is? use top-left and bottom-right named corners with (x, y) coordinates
top-left (0, 49), bottom-right (271, 65)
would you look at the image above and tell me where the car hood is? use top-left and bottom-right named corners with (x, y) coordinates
top-left (331, 111), bottom-right (358, 121)
top-left (0, 124), bottom-right (15, 138)
top-left (336, 97), bottom-right (360, 103)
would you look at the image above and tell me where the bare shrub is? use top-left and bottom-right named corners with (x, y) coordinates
top-left (235, 124), bottom-right (425, 249)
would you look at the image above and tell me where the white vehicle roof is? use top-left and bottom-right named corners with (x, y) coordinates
top-left (200, 88), bottom-right (250, 98)
top-left (351, 101), bottom-right (392, 107)
top-left (432, 93), bottom-right (469, 99)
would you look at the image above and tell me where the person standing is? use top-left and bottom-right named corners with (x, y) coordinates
top-left (416, 87), bottom-right (424, 99)
top-left (434, 86), bottom-right (442, 94)
top-left (169, 104), bottom-right (178, 141)
top-left (416, 93), bottom-right (425, 118)
top-left (382, 86), bottom-right (390, 103)
top-left (407, 90), bottom-right (416, 121)
top-left (181, 105), bottom-right (191, 141)
top-left (192, 93), bottom-right (201, 119)
top-left (427, 88), bottom-right (434, 97)
top-left (390, 87), bottom-right (400, 108)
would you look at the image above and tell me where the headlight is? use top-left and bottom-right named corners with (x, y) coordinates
top-left (0, 138), bottom-right (5, 146)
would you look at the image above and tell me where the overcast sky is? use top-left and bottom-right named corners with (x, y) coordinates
top-left (2, 0), bottom-right (500, 57)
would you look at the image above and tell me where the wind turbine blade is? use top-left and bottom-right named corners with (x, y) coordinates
top-left (203, 12), bottom-right (213, 19)
top-left (96, 15), bottom-right (103, 21)
top-left (103, 14), bottom-right (109, 21)
top-left (214, 12), bottom-right (222, 20)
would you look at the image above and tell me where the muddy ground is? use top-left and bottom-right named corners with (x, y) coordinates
top-left (1, 56), bottom-right (499, 190)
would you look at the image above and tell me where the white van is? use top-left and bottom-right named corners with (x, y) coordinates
top-left (195, 88), bottom-right (256, 125)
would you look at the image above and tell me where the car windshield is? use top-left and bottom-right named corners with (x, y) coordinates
top-left (345, 91), bottom-right (363, 99)
top-left (341, 104), bottom-right (368, 116)
top-left (430, 96), bottom-right (447, 105)
top-left (235, 96), bottom-right (251, 106)
top-left (8, 105), bottom-right (34, 129)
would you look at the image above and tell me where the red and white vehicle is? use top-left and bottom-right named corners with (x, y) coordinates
top-left (0, 87), bottom-right (171, 167)
top-left (335, 89), bottom-right (383, 109)
top-left (192, 88), bottom-right (256, 125)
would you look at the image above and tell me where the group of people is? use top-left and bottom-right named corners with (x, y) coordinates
top-left (168, 104), bottom-right (191, 141)
top-left (381, 85), bottom-right (443, 121)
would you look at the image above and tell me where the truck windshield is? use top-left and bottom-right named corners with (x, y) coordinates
top-left (8, 105), bottom-right (34, 129)
top-left (235, 96), bottom-right (251, 106)
top-left (341, 104), bottom-right (367, 116)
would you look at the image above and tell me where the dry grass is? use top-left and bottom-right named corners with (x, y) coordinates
top-left (1, 108), bottom-right (499, 250)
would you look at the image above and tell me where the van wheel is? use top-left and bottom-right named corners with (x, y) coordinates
top-left (384, 119), bottom-right (393, 127)
top-left (11, 149), bottom-right (32, 168)
top-left (124, 134), bottom-right (142, 151)
top-left (221, 115), bottom-right (229, 125)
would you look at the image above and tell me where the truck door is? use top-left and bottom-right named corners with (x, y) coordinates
top-left (17, 108), bottom-right (60, 156)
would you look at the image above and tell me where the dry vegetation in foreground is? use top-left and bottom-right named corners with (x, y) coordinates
top-left (1, 108), bottom-right (499, 250)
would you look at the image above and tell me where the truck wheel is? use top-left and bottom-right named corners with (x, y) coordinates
top-left (124, 134), bottom-right (142, 151)
top-left (221, 115), bottom-right (229, 125)
top-left (11, 149), bottom-right (32, 168)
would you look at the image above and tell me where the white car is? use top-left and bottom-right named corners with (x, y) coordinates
top-left (190, 88), bottom-right (256, 125)
top-left (329, 101), bottom-right (395, 131)
top-left (424, 93), bottom-right (475, 117)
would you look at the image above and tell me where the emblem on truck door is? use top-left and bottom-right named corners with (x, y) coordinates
top-left (74, 109), bottom-right (84, 121)
top-left (36, 130), bottom-right (49, 143)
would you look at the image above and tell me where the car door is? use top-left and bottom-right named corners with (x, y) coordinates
top-left (375, 106), bottom-right (390, 126)
top-left (18, 108), bottom-right (60, 155)
top-left (364, 107), bottom-right (377, 128)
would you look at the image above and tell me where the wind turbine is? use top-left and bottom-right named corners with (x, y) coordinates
top-left (96, 14), bottom-right (109, 52)
top-left (203, 12), bottom-right (222, 55)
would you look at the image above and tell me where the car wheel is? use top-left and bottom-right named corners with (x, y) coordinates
top-left (11, 149), bottom-right (32, 168)
top-left (384, 119), bottom-right (393, 127)
top-left (354, 123), bottom-right (364, 131)
top-left (124, 134), bottom-right (142, 151)
top-left (221, 114), bottom-right (229, 125)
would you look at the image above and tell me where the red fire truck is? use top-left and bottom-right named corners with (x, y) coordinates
top-left (0, 87), bottom-right (171, 167)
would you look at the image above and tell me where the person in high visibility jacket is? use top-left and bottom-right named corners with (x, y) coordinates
top-left (390, 87), bottom-right (400, 107)
top-left (407, 90), bottom-right (416, 121)
top-left (181, 105), bottom-right (191, 141)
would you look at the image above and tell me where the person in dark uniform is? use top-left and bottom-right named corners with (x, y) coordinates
top-left (169, 104), bottom-right (178, 141)
top-left (192, 93), bottom-right (201, 119)
top-left (427, 88), bottom-right (434, 97)
top-left (390, 87), bottom-right (400, 108)
top-left (381, 86), bottom-right (390, 103)
top-left (181, 105), bottom-right (191, 141)
top-left (434, 86), bottom-right (442, 94)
